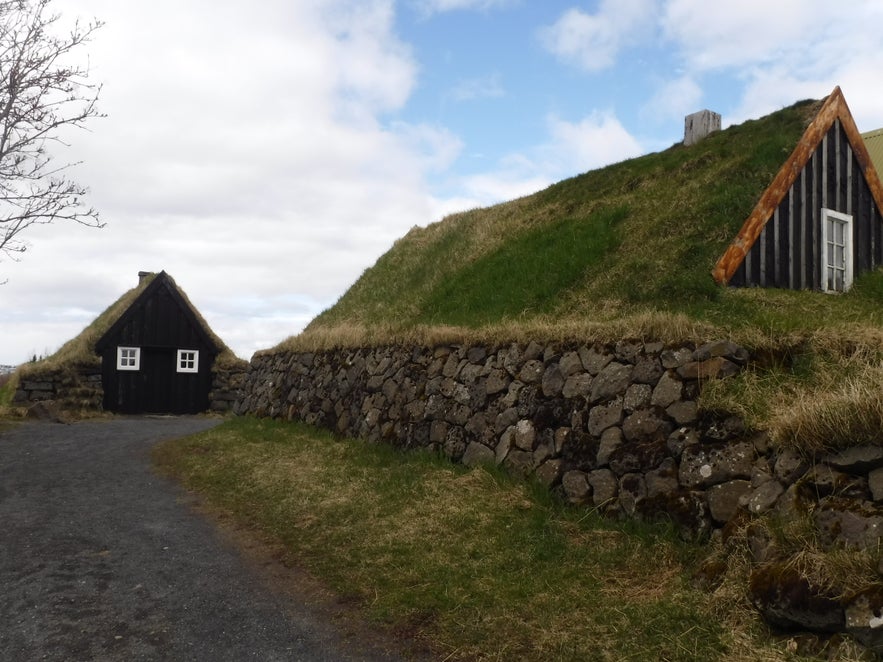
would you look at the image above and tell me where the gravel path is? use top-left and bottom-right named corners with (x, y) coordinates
top-left (0, 417), bottom-right (414, 662)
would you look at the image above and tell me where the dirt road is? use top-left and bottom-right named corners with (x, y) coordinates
top-left (0, 417), bottom-right (412, 661)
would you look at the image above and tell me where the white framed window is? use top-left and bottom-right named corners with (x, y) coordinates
top-left (821, 208), bottom-right (853, 293)
top-left (176, 349), bottom-right (199, 373)
top-left (117, 347), bottom-right (140, 371)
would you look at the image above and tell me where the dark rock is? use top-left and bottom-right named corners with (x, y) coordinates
top-left (561, 430), bottom-right (600, 471)
top-left (650, 372), bottom-right (682, 408)
top-left (504, 449), bottom-right (534, 477)
top-left (660, 347), bottom-right (694, 369)
top-left (590, 362), bottom-right (633, 403)
top-left (870, 468), bottom-right (883, 502)
top-left (844, 585), bottom-right (883, 653)
top-left (706, 480), bottom-right (752, 524)
top-left (614, 340), bottom-right (642, 364)
top-left (513, 419), bottom-right (536, 451)
top-left (619, 473), bottom-right (647, 515)
top-left (558, 351), bottom-right (584, 377)
top-left (443, 426), bottom-right (466, 461)
top-left (541, 363), bottom-right (565, 397)
top-left (694, 340), bottom-right (749, 365)
top-left (644, 457), bottom-right (679, 498)
top-left (665, 400), bottom-right (698, 425)
top-left (679, 440), bottom-right (754, 488)
top-left (622, 384), bottom-right (651, 413)
top-left (825, 446), bottom-right (883, 475)
top-left (749, 563), bottom-right (844, 633)
top-left (677, 357), bottom-right (740, 380)
top-left (462, 442), bottom-right (495, 468)
top-left (485, 369), bottom-right (510, 396)
top-left (562, 470), bottom-right (591, 504)
top-left (609, 439), bottom-right (667, 476)
top-left (774, 448), bottom-right (809, 484)
top-left (798, 466), bottom-right (855, 499)
top-left (518, 360), bottom-right (544, 384)
top-left (596, 427), bottom-right (623, 466)
top-left (588, 469), bottom-right (618, 509)
top-left (638, 489), bottom-right (711, 540)
top-left (744, 480), bottom-right (785, 515)
top-left (466, 346), bottom-right (487, 364)
top-left (587, 398), bottom-right (623, 436)
top-left (579, 344), bottom-right (613, 375)
top-left (632, 355), bottom-right (664, 384)
top-left (700, 413), bottom-right (745, 443)
top-left (622, 408), bottom-right (671, 442)
top-left (562, 373), bottom-right (592, 399)
top-left (666, 427), bottom-right (699, 459)
top-left (814, 498), bottom-right (883, 550)
top-left (535, 459), bottom-right (562, 487)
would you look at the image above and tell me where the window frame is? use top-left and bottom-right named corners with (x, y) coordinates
top-left (116, 346), bottom-right (141, 371)
top-left (176, 349), bottom-right (199, 374)
top-left (820, 208), bottom-right (854, 293)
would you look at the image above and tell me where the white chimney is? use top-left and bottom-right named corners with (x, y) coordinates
top-left (684, 110), bottom-right (721, 146)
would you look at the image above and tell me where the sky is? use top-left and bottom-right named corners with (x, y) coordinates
top-left (2, 0), bottom-right (883, 365)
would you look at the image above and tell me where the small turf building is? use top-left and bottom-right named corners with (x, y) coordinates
top-left (14, 271), bottom-right (246, 415)
top-left (95, 271), bottom-right (222, 414)
top-left (714, 87), bottom-right (883, 293)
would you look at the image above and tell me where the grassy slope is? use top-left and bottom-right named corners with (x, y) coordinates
top-left (308, 99), bottom-right (820, 334)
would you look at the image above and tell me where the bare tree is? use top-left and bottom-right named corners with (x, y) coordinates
top-left (0, 0), bottom-right (103, 265)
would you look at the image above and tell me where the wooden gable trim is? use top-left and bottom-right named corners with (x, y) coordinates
top-left (95, 271), bottom-right (219, 353)
top-left (712, 87), bottom-right (883, 285)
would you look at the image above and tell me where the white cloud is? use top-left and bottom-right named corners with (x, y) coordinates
top-left (543, 112), bottom-right (644, 172)
top-left (412, 0), bottom-right (516, 15)
top-left (448, 73), bottom-right (505, 102)
top-left (661, 1), bottom-right (848, 72)
top-left (0, 0), bottom-right (446, 363)
top-left (660, 1), bottom-right (883, 135)
top-left (642, 75), bottom-right (703, 124)
top-left (538, 0), bottom-right (657, 72)
top-left (448, 111), bottom-right (644, 210)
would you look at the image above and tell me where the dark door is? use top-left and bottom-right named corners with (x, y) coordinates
top-left (142, 348), bottom-right (175, 413)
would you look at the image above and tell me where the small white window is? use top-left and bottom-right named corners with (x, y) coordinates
top-left (821, 208), bottom-right (853, 293)
top-left (117, 347), bottom-right (140, 371)
top-left (176, 349), bottom-right (199, 373)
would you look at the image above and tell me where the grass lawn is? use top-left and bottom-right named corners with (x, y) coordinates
top-left (153, 416), bottom-right (870, 661)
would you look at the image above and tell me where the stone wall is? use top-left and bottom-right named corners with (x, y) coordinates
top-left (12, 364), bottom-right (103, 412)
top-left (236, 338), bottom-right (762, 537)
top-left (233, 337), bottom-right (883, 651)
top-left (13, 359), bottom-right (248, 415)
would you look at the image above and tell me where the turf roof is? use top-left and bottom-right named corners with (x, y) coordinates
top-left (20, 272), bottom-right (241, 375)
top-left (306, 95), bottom-right (824, 335)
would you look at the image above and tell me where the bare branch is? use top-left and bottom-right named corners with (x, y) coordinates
top-left (0, 0), bottom-right (103, 267)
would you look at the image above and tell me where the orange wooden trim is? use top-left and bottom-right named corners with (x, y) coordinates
top-left (711, 88), bottom-right (845, 285)
top-left (838, 93), bottom-right (883, 217)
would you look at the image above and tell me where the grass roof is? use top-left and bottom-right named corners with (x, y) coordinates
top-left (301, 97), bottom-right (828, 345)
top-left (19, 272), bottom-right (242, 377)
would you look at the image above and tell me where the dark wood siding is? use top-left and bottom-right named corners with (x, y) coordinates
top-left (97, 275), bottom-right (217, 414)
top-left (730, 121), bottom-right (883, 289)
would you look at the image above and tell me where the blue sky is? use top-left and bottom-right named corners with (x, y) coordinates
top-left (2, 0), bottom-right (883, 364)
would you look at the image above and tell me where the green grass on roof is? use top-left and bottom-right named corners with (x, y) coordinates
top-left (307, 98), bottom-right (821, 336)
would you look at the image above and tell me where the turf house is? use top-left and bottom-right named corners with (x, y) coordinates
top-left (13, 271), bottom-right (246, 415)
top-left (714, 87), bottom-right (883, 292)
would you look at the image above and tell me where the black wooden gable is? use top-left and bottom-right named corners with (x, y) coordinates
top-left (95, 272), bottom-right (219, 355)
top-left (713, 87), bottom-right (883, 290)
top-left (728, 118), bottom-right (883, 289)
top-left (95, 271), bottom-right (220, 415)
